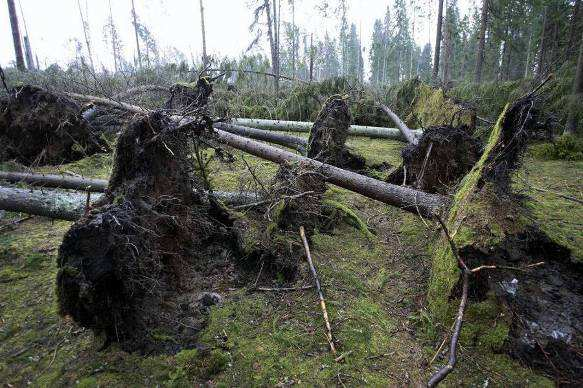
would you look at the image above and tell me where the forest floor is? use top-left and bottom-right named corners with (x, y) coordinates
top-left (0, 135), bottom-right (580, 386)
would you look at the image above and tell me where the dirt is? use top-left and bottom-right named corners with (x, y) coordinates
top-left (387, 125), bottom-right (481, 193)
top-left (0, 85), bottom-right (108, 166)
top-left (56, 112), bottom-right (242, 352)
top-left (307, 95), bottom-right (366, 171)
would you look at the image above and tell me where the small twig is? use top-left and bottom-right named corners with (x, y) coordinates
top-left (416, 142), bottom-right (433, 190)
top-left (251, 285), bottom-right (313, 292)
top-left (253, 260), bottom-right (264, 288)
top-left (428, 270), bottom-right (469, 387)
top-left (429, 321), bottom-right (456, 366)
top-left (84, 191), bottom-right (91, 215)
top-left (471, 261), bottom-right (545, 273)
top-left (525, 183), bottom-right (583, 205)
top-left (0, 215), bottom-right (33, 232)
top-left (435, 216), bottom-right (469, 272)
top-left (334, 350), bottom-right (352, 363)
top-left (300, 225), bottom-right (336, 355)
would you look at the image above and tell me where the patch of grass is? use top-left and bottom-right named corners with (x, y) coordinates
top-left (530, 134), bottom-right (583, 161)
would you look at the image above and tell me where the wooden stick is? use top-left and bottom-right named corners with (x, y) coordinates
top-left (427, 269), bottom-right (469, 387)
top-left (251, 285), bottom-right (313, 292)
top-left (299, 225), bottom-right (337, 355)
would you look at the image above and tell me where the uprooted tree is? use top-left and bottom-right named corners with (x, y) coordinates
top-left (427, 95), bottom-right (583, 382)
top-left (0, 85), bottom-right (108, 166)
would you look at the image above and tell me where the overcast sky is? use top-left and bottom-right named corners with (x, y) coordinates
top-left (1, 0), bottom-right (476, 76)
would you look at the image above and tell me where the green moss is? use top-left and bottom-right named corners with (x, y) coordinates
top-left (530, 134), bottom-right (583, 161)
top-left (322, 199), bottom-right (375, 239)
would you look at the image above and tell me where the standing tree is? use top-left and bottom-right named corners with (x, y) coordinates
top-left (567, 0), bottom-right (581, 59)
top-left (565, 29), bottom-right (583, 135)
top-left (199, 0), bottom-right (208, 66)
top-left (249, 0), bottom-right (280, 91)
top-left (432, 0), bottom-right (444, 82)
top-left (104, 0), bottom-right (123, 72)
top-left (6, 0), bottom-right (25, 71)
top-left (474, 0), bottom-right (488, 83)
top-left (76, 0), bottom-right (95, 71)
top-left (441, 0), bottom-right (452, 87)
top-left (131, 0), bottom-right (142, 69)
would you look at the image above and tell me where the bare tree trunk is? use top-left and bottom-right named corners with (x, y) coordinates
top-left (0, 171), bottom-right (107, 192)
top-left (213, 128), bottom-right (448, 218)
top-left (131, 0), bottom-right (142, 69)
top-left (23, 36), bottom-right (35, 71)
top-left (524, 25), bottom-right (533, 78)
top-left (214, 122), bottom-right (307, 152)
top-left (474, 0), bottom-right (488, 83)
top-left (6, 0), bottom-right (25, 71)
top-left (108, 0), bottom-right (118, 72)
top-left (309, 33), bottom-right (314, 82)
top-left (377, 103), bottom-right (420, 145)
top-left (432, 0), bottom-right (444, 83)
top-left (76, 0), bottom-right (95, 71)
top-left (264, 0), bottom-right (279, 92)
top-left (536, 7), bottom-right (549, 78)
top-left (291, 0), bottom-right (295, 78)
top-left (565, 29), bottom-right (583, 135)
top-left (567, 0), bottom-right (581, 59)
top-left (0, 186), bottom-right (100, 221)
top-left (442, 2), bottom-right (452, 88)
top-left (199, 0), bottom-right (208, 66)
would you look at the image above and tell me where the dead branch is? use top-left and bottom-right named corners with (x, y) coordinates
top-left (0, 171), bottom-right (107, 192)
top-left (300, 225), bottom-right (337, 355)
top-left (251, 285), bottom-right (314, 292)
top-left (214, 122), bottom-right (307, 153)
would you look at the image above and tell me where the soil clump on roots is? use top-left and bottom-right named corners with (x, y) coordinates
top-left (0, 85), bottom-right (107, 166)
top-left (307, 95), bottom-right (366, 171)
top-left (387, 125), bottom-right (481, 194)
top-left (56, 111), bottom-right (242, 353)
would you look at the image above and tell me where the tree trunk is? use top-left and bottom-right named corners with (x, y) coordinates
top-left (567, 0), bottom-right (581, 59)
top-left (76, 0), bottom-right (95, 71)
top-left (432, 0), bottom-right (444, 83)
top-left (131, 0), bottom-right (142, 69)
top-left (213, 128), bottom-right (448, 218)
top-left (0, 171), bottom-right (107, 191)
top-left (291, 0), bottom-right (295, 78)
top-left (0, 186), bottom-right (100, 221)
top-left (199, 0), bottom-right (207, 66)
top-left (309, 34), bottom-right (314, 82)
top-left (524, 25), bottom-right (533, 78)
top-left (231, 118), bottom-right (422, 140)
top-left (23, 36), bottom-right (35, 71)
top-left (565, 29), bottom-right (583, 135)
top-left (214, 122), bottom-right (307, 152)
top-left (474, 0), bottom-right (488, 83)
top-left (442, 3), bottom-right (452, 88)
top-left (377, 103), bottom-right (420, 145)
top-left (7, 0), bottom-right (25, 71)
top-left (264, 0), bottom-right (279, 92)
top-left (536, 7), bottom-right (549, 78)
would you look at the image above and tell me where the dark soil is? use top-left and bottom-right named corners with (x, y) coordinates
top-left (165, 78), bottom-right (213, 112)
top-left (0, 85), bottom-right (108, 166)
top-left (56, 112), bottom-right (242, 352)
top-left (307, 96), bottom-right (366, 171)
top-left (387, 125), bottom-right (481, 193)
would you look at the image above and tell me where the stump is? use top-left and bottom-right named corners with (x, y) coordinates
top-left (0, 85), bottom-right (107, 166)
top-left (56, 112), bottom-right (241, 352)
top-left (165, 78), bottom-right (213, 112)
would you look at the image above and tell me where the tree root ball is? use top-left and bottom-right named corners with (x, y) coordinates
top-left (0, 85), bottom-right (108, 166)
top-left (56, 112), bottom-right (241, 352)
top-left (388, 125), bottom-right (481, 193)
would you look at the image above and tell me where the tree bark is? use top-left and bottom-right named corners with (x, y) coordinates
top-left (199, 0), bottom-right (208, 65)
top-left (442, 2), bottom-right (452, 88)
top-left (214, 122), bottom-right (307, 152)
top-left (536, 7), bottom-right (549, 78)
top-left (213, 128), bottom-right (448, 218)
top-left (7, 0), bottom-right (25, 71)
top-left (432, 0), bottom-right (444, 83)
top-left (309, 34), bottom-right (314, 82)
top-left (567, 0), bottom-right (581, 59)
top-left (76, 0), bottom-right (95, 72)
top-left (377, 103), bottom-right (420, 145)
top-left (131, 0), bottom-right (142, 68)
top-left (0, 186), bottom-right (100, 221)
top-left (565, 29), bottom-right (583, 135)
top-left (264, 0), bottom-right (279, 92)
top-left (474, 0), bottom-right (488, 83)
top-left (0, 171), bottom-right (107, 192)
top-left (231, 118), bottom-right (421, 140)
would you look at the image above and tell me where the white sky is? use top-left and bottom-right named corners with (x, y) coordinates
top-left (1, 0), bottom-right (476, 75)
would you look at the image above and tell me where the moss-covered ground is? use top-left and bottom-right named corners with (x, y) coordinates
top-left (1, 133), bottom-right (572, 386)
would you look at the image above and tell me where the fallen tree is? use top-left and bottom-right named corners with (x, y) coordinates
top-left (0, 186), bottom-right (101, 221)
top-left (231, 117), bottom-right (423, 140)
top-left (377, 103), bottom-right (420, 145)
top-left (64, 92), bottom-right (449, 218)
top-left (0, 171), bottom-right (108, 192)
top-left (214, 122), bottom-right (307, 152)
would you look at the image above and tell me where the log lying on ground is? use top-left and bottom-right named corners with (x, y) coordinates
top-left (212, 128), bottom-right (448, 218)
top-left (214, 122), bottom-right (307, 153)
top-left (64, 91), bottom-right (448, 218)
top-left (0, 171), bottom-right (108, 192)
top-left (0, 186), bottom-right (102, 221)
top-left (231, 117), bottom-right (423, 140)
